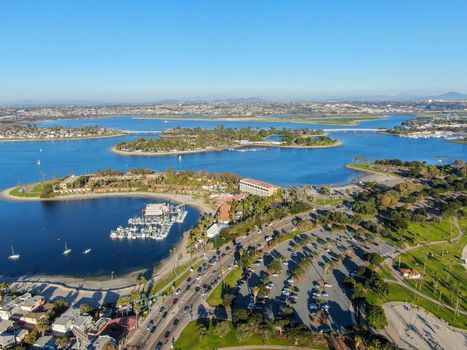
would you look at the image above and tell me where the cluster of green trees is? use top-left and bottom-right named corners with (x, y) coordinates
top-left (24, 300), bottom-right (70, 345)
top-left (115, 126), bottom-right (334, 153)
top-left (344, 263), bottom-right (389, 330)
top-left (193, 309), bottom-right (320, 346)
top-left (345, 160), bottom-right (467, 244)
top-left (215, 194), bottom-right (310, 246)
top-left (56, 168), bottom-right (241, 194)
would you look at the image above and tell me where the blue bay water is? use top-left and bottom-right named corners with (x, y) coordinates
top-left (0, 115), bottom-right (465, 276)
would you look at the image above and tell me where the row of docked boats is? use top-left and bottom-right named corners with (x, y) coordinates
top-left (110, 203), bottom-right (188, 240)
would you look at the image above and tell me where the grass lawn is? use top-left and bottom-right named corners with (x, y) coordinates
top-left (346, 163), bottom-right (399, 177)
top-left (313, 197), bottom-right (350, 206)
top-left (9, 183), bottom-right (43, 198)
top-left (403, 217), bottom-right (457, 244)
top-left (398, 229), bottom-right (467, 312)
top-left (206, 267), bottom-right (243, 306)
top-left (367, 282), bottom-right (467, 330)
top-left (150, 258), bottom-right (202, 296)
top-left (174, 320), bottom-right (327, 350)
top-left (378, 264), bottom-right (395, 281)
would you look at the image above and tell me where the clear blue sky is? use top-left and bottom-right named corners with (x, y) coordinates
top-left (0, 0), bottom-right (466, 101)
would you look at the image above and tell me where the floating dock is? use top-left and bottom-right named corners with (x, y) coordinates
top-left (110, 203), bottom-right (187, 240)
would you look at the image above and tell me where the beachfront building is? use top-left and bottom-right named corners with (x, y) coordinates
top-left (144, 203), bottom-right (170, 217)
top-left (52, 308), bottom-right (80, 333)
top-left (239, 178), bottom-right (279, 197)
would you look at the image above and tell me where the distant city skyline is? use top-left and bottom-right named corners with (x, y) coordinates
top-left (1, 0), bottom-right (466, 101)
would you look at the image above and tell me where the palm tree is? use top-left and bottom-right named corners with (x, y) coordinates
top-left (323, 262), bottom-right (331, 283)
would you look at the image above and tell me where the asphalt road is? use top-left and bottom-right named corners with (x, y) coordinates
top-left (126, 228), bottom-right (269, 350)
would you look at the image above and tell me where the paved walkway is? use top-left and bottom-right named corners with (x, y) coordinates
top-left (379, 216), bottom-right (466, 316)
top-left (381, 302), bottom-right (467, 350)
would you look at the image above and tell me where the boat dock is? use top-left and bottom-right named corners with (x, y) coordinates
top-left (110, 203), bottom-right (187, 240)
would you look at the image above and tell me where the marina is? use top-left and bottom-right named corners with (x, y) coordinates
top-left (110, 203), bottom-right (188, 240)
top-left (0, 115), bottom-right (465, 276)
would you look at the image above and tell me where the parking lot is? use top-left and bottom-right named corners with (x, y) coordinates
top-left (233, 227), bottom-right (397, 331)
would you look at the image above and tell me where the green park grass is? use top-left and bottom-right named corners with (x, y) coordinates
top-left (9, 183), bottom-right (43, 198)
top-left (207, 267), bottom-right (243, 306)
top-left (150, 258), bottom-right (202, 296)
top-left (313, 197), bottom-right (350, 206)
top-left (174, 320), bottom-right (328, 350)
top-left (398, 228), bottom-right (467, 312)
top-left (378, 264), bottom-right (395, 281)
top-left (367, 282), bottom-right (467, 329)
top-left (346, 163), bottom-right (399, 177)
top-left (403, 217), bottom-right (457, 244)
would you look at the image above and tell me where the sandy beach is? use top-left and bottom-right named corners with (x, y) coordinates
top-left (0, 190), bottom-right (211, 300)
top-left (111, 140), bottom-right (343, 157)
top-left (0, 188), bottom-right (216, 214)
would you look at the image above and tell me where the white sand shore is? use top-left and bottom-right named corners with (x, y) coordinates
top-left (0, 188), bottom-right (215, 214)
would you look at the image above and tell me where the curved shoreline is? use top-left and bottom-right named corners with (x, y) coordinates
top-left (0, 188), bottom-right (215, 215)
top-left (0, 189), bottom-right (212, 288)
top-left (0, 132), bottom-right (128, 143)
top-left (110, 140), bottom-right (343, 157)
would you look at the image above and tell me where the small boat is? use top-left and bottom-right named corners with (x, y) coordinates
top-left (39, 148), bottom-right (43, 152)
top-left (63, 242), bottom-right (72, 255)
top-left (178, 155), bottom-right (182, 161)
top-left (83, 248), bottom-right (92, 255)
top-left (36, 160), bottom-right (41, 166)
top-left (8, 246), bottom-right (20, 260)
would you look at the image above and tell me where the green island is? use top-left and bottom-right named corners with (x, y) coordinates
top-left (113, 126), bottom-right (340, 155)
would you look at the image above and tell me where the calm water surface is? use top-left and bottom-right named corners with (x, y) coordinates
top-left (0, 115), bottom-right (465, 276)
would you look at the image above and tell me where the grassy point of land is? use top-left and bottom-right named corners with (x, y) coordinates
top-left (9, 183), bottom-right (43, 198)
top-left (346, 163), bottom-right (400, 177)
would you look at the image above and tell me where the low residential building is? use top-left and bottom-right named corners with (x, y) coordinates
top-left (52, 308), bottom-right (80, 333)
top-left (33, 335), bottom-right (56, 350)
top-left (0, 334), bottom-right (15, 348)
top-left (87, 318), bottom-right (111, 337)
top-left (0, 293), bottom-right (33, 320)
top-left (21, 303), bottom-right (54, 325)
top-left (72, 314), bottom-right (93, 332)
top-left (20, 295), bottom-right (45, 313)
top-left (88, 335), bottom-right (115, 350)
top-left (239, 178), bottom-right (279, 197)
